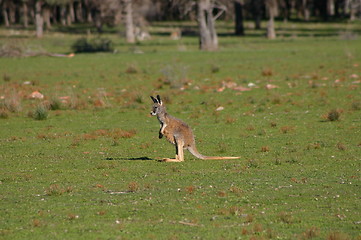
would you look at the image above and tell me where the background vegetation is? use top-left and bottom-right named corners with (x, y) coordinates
top-left (2, 0), bottom-right (361, 47)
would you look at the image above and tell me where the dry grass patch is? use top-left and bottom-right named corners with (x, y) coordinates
top-left (45, 184), bottom-right (73, 196)
top-left (128, 182), bottom-right (139, 192)
top-left (280, 126), bottom-right (295, 134)
top-left (300, 227), bottom-right (319, 239)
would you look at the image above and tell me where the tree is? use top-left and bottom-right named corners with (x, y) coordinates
top-left (123, 0), bottom-right (135, 43)
top-left (327, 0), bottom-right (335, 16)
top-left (251, 0), bottom-right (264, 29)
top-left (5, 0), bottom-right (16, 25)
top-left (1, 0), bottom-right (10, 27)
top-left (2, 0), bottom-right (361, 42)
top-left (22, 0), bottom-right (29, 28)
top-left (301, 0), bottom-right (312, 21)
top-left (197, 0), bottom-right (225, 51)
top-left (234, 0), bottom-right (245, 36)
top-left (35, 0), bottom-right (44, 38)
top-left (75, 0), bottom-right (84, 22)
top-left (346, 0), bottom-right (361, 21)
top-left (265, 0), bottom-right (277, 39)
top-left (43, 3), bottom-right (52, 29)
top-left (68, 0), bottom-right (75, 24)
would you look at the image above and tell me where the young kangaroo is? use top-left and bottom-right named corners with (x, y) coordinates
top-left (150, 95), bottom-right (240, 162)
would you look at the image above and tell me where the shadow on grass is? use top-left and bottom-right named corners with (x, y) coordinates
top-left (105, 156), bottom-right (154, 161)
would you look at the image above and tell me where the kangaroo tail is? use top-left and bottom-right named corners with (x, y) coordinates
top-left (187, 146), bottom-right (240, 160)
top-left (203, 156), bottom-right (240, 160)
top-left (187, 145), bottom-right (207, 159)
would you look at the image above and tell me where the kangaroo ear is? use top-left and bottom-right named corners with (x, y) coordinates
top-left (150, 96), bottom-right (158, 103)
top-left (156, 95), bottom-right (163, 105)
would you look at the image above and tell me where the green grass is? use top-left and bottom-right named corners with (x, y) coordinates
top-left (1, 21), bottom-right (361, 239)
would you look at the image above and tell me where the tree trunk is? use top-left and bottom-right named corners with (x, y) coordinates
top-left (30, 6), bottom-right (35, 24)
top-left (84, 0), bottom-right (93, 23)
top-left (94, 9), bottom-right (103, 33)
top-left (60, 5), bottom-right (67, 26)
top-left (315, 0), bottom-right (328, 20)
top-left (66, 5), bottom-right (72, 26)
top-left (68, 1), bottom-right (75, 24)
top-left (123, 0), bottom-right (135, 43)
top-left (197, 0), bottom-right (218, 51)
top-left (327, 0), bottom-right (335, 16)
top-left (2, 1), bottom-right (10, 27)
top-left (267, 14), bottom-right (276, 39)
top-left (23, 1), bottom-right (29, 28)
top-left (266, 0), bottom-right (277, 39)
top-left (302, 0), bottom-right (311, 21)
top-left (9, 1), bottom-right (16, 24)
top-left (52, 7), bottom-right (58, 24)
top-left (35, 0), bottom-right (44, 38)
top-left (348, 0), bottom-right (359, 21)
top-left (43, 6), bottom-right (51, 30)
top-left (344, 0), bottom-right (350, 18)
top-left (279, 0), bottom-right (292, 22)
top-left (234, 0), bottom-right (245, 36)
top-left (251, 0), bottom-right (263, 29)
top-left (76, 1), bottom-right (84, 23)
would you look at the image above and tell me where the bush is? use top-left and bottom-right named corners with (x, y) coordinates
top-left (49, 98), bottom-right (62, 110)
top-left (32, 105), bottom-right (48, 120)
top-left (327, 109), bottom-right (340, 121)
top-left (0, 109), bottom-right (9, 119)
top-left (71, 37), bottom-right (114, 53)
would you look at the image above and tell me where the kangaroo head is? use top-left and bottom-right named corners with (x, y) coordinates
top-left (150, 95), bottom-right (165, 116)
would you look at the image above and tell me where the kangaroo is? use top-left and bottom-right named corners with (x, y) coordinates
top-left (150, 95), bottom-right (240, 162)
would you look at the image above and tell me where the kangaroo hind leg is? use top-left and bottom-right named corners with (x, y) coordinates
top-left (163, 137), bottom-right (184, 162)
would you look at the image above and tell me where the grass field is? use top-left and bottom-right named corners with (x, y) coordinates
top-left (1, 21), bottom-right (361, 239)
